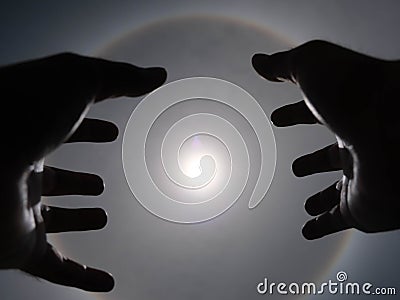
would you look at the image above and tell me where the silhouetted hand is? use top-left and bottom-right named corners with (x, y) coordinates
top-left (252, 40), bottom-right (400, 239)
top-left (0, 53), bottom-right (166, 291)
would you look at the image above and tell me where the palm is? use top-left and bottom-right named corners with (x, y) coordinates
top-left (0, 53), bottom-right (166, 291)
top-left (252, 40), bottom-right (400, 238)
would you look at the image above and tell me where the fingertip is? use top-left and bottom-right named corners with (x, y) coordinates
top-left (292, 157), bottom-right (308, 177)
top-left (252, 53), bottom-right (284, 82)
top-left (22, 243), bottom-right (116, 292)
top-left (302, 219), bottom-right (320, 240)
top-left (90, 175), bottom-right (105, 196)
top-left (303, 182), bottom-right (343, 220)
top-left (92, 207), bottom-right (108, 230)
top-left (270, 101), bottom-right (318, 127)
top-left (251, 53), bottom-right (266, 74)
top-left (103, 272), bottom-right (115, 292)
top-left (94, 121), bottom-right (119, 142)
top-left (302, 213), bottom-right (334, 240)
top-left (95, 61), bottom-right (167, 100)
top-left (106, 122), bottom-right (119, 142)
top-left (302, 208), bottom-right (350, 240)
top-left (141, 66), bottom-right (167, 92)
top-left (85, 268), bottom-right (115, 292)
top-left (66, 119), bottom-right (119, 143)
top-left (100, 272), bottom-right (115, 292)
top-left (302, 226), bottom-right (314, 240)
top-left (304, 194), bottom-right (320, 217)
top-left (252, 53), bottom-right (268, 69)
top-left (146, 66), bottom-right (167, 83)
top-left (270, 109), bottom-right (285, 127)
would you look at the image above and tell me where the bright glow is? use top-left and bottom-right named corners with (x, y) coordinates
top-left (122, 77), bottom-right (276, 223)
top-left (184, 158), bottom-right (202, 178)
top-left (178, 136), bottom-right (205, 178)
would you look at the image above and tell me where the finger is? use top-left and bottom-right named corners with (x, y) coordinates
top-left (271, 100), bottom-right (318, 127)
top-left (42, 166), bottom-right (104, 196)
top-left (302, 205), bottom-right (351, 240)
top-left (2, 52), bottom-right (167, 103)
top-left (252, 51), bottom-right (294, 82)
top-left (42, 205), bottom-right (107, 233)
top-left (252, 40), bottom-right (331, 83)
top-left (22, 243), bottom-right (114, 292)
top-left (66, 118), bottom-right (118, 143)
top-left (91, 56), bottom-right (167, 101)
top-left (304, 181), bottom-right (340, 216)
top-left (292, 143), bottom-right (341, 177)
top-left (1, 53), bottom-right (166, 164)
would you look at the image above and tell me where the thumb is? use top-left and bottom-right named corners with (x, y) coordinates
top-left (22, 243), bottom-right (114, 292)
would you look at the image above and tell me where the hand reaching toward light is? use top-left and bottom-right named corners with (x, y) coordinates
top-left (252, 40), bottom-right (400, 239)
top-left (0, 53), bottom-right (166, 291)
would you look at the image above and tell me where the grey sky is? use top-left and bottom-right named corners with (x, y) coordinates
top-left (0, 1), bottom-right (399, 300)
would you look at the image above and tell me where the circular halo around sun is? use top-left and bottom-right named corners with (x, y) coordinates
top-left (122, 77), bottom-right (276, 223)
top-left (60, 15), bottom-right (352, 300)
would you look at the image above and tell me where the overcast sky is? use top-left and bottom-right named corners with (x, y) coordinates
top-left (1, 1), bottom-right (400, 300)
